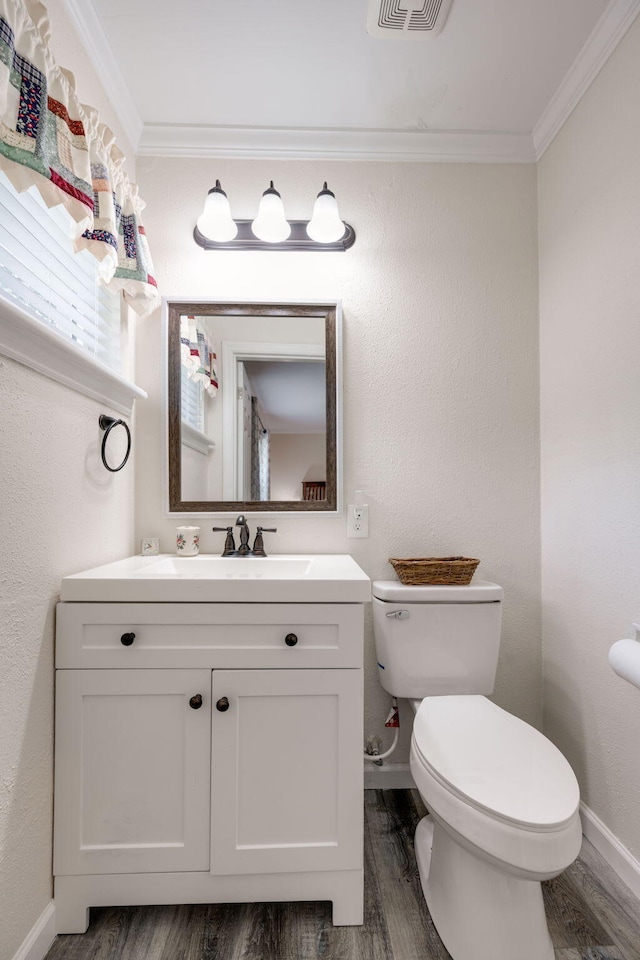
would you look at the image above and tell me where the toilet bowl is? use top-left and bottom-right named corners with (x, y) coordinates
top-left (410, 696), bottom-right (581, 960)
top-left (372, 580), bottom-right (582, 960)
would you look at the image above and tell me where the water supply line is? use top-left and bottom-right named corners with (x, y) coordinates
top-left (364, 697), bottom-right (400, 762)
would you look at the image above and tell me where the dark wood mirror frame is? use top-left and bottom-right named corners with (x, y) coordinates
top-left (167, 301), bottom-right (338, 513)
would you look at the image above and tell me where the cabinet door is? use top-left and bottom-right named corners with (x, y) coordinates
top-left (54, 669), bottom-right (211, 875)
top-left (210, 669), bottom-right (363, 875)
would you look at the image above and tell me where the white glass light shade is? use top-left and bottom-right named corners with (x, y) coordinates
top-left (196, 182), bottom-right (237, 242)
top-left (306, 183), bottom-right (346, 244)
top-left (251, 182), bottom-right (291, 243)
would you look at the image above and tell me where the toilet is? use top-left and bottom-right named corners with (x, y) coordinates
top-left (372, 579), bottom-right (582, 960)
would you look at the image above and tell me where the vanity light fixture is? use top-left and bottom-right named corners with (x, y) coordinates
top-left (196, 180), bottom-right (238, 242)
top-left (193, 180), bottom-right (356, 252)
top-left (306, 183), bottom-right (346, 244)
top-left (251, 181), bottom-right (291, 243)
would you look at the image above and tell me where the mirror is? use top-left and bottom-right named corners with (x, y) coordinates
top-left (167, 301), bottom-right (339, 513)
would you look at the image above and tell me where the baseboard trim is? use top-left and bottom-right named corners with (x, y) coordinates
top-left (364, 762), bottom-right (415, 789)
top-left (12, 901), bottom-right (56, 960)
top-left (580, 802), bottom-right (640, 902)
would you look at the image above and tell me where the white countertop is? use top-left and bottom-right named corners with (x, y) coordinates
top-left (60, 554), bottom-right (372, 604)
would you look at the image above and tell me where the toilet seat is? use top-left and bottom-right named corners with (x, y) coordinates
top-left (409, 696), bottom-right (582, 878)
top-left (412, 695), bottom-right (580, 830)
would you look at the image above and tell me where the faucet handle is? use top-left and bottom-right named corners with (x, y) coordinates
top-left (252, 526), bottom-right (277, 557)
top-left (212, 526), bottom-right (236, 557)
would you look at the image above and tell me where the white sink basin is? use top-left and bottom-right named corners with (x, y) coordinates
top-left (135, 556), bottom-right (313, 579)
top-left (61, 554), bottom-right (371, 603)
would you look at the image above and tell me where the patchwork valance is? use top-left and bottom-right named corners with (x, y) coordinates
top-left (180, 316), bottom-right (219, 398)
top-left (0, 0), bottom-right (158, 315)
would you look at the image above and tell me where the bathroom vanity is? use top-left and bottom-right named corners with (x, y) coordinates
top-left (53, 554), bottom-right (369, 934)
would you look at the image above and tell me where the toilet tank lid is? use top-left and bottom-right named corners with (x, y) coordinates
top-left (372, 579), bottom-right (503, 602)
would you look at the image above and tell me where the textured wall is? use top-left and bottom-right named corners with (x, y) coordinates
top-left (539, 18), bottom-right (640, 858)
top-left (270, 433), bottom-right (327, 501)
top-left (0, 2), bottom-right (136, 957)
top-left (0, 361), bottom-right (135, 959)
top-left (135, 157), bottom-right (541, 758)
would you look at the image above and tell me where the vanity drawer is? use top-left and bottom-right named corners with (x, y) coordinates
top-left (56, 603), bottom-right (363, 669)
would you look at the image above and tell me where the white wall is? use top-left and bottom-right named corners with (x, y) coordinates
top-left (0, 3), bottom-right (137, 957)
top-left (135, 157), bottom-right (541, 758)
top-left (538, 17), bottom-right (640, 859)
top-left (0, 366), bottom-right (136, 960)
top-left (270, 433), bottom-right (327, 501)
top-left (181, 442), bottom-right (210, 501)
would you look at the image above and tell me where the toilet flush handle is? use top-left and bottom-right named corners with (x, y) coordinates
top-left (386, 610), bottom-right (409, 620)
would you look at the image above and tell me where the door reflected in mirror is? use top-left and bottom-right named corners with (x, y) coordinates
top-left (167, 302), bottom-right (339, 513)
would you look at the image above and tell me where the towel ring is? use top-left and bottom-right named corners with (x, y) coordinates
top-left (99, 415), bottom-right (131, 472)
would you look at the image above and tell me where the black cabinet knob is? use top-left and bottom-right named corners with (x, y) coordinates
top-left (189, 694), bottom-right (203, 710)
top-left (216, 697), bottom-right (230, 712)
top-left (120, 632), bottom-right (135, 646)
top-left (285, 633), bottom-right (298, 647)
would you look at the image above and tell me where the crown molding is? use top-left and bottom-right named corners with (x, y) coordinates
top-left (533, 0), bottom-right (640, 159)
top-left (138, 124), bottom-right (535, 163)
top-left (62, 0), bottom-right (640, 166)
top-left (59, 0), bottom-right (144, 153)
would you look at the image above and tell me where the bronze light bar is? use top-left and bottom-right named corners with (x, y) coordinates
top-left (193, 219), bottom-right (356, 252)
top-left (193, 180), bottom-right (356, 252)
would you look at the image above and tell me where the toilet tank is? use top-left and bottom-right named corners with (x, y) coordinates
top-left (372, 580), bottom-right (503, 698)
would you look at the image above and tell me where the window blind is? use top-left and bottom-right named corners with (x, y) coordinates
top-left (0, 170), bottom-right (121, 372)
top-left (181, 364), bottom-right (204, 432)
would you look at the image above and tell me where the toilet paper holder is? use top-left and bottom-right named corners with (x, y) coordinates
top-left (609, 624), bottom-right (640, 691)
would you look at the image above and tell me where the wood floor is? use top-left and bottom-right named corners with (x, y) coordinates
top-left (46, 790), bottom-right (640, 960)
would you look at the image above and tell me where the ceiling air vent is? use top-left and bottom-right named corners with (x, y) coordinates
top-left (367, 0), bottom-right (454, 38)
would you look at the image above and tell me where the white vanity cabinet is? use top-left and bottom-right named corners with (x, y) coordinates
top-left (54, 600), bottom-right (365, 934)
top-left (54, 667), bottom-right (212, 877)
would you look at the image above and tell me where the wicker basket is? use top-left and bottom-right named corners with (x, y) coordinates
top-left (389, 556), bottom-right (480, 586)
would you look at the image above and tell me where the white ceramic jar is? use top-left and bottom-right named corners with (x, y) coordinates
top-left (176, 526), bottom-right (200, 556)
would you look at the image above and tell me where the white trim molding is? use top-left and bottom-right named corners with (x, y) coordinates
top-left (59, 0), bottom-right (143, 152)
top-left (139, 123), bottom-right (535, 164)
top-left (364, 762), bottom-right (415, 790)
top-left (533, 0), bottom-right (640, 158)
top-left (181, 423), bottom-right (214, 456)
top-left (11, 901), bottom-right (56, 960)
top-left (580, 801), bottom-right (640, 903)
top-left (0, 297), bottom-right (147, 416)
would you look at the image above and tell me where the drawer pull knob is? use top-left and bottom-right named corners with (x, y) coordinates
top-left (216, 697), bottom-right (230, 712)
top-left (120, 632), bottom-right (135, 646)
top-left (285, 633), bottom-right (298, 647)
top-left (189, 694), bottom-right (203, 710)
